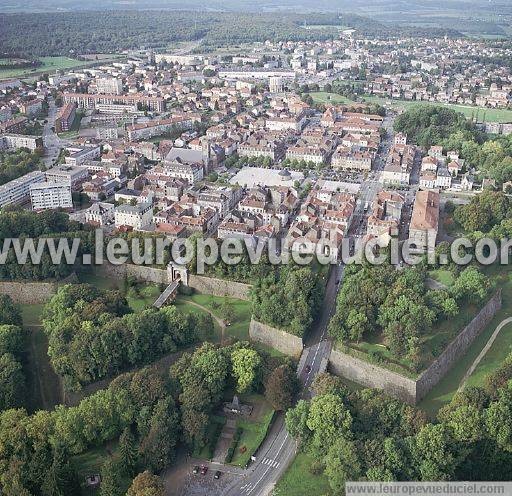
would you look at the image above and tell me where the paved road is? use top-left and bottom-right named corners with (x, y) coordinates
top-left (221, 114), bottom-right (397, 496)
top-left (223, 263), bottom-right (343, 496)
top-left (42, 97), bottom-right (66, 168)
top-left (178, 112), bottom-right (396, 496)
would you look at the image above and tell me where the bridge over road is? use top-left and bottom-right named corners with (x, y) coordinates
top-left (153, 280), bottom-right (180, 309)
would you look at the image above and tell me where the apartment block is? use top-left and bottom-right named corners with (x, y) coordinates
top-left (29, 182), bottom-right (73, 211)
top-left (0, 171), bottom-right (45, 208)
top-left (0, 134), bottom-right (43, 152)
top-left (55, 103), bottom-right (77, 133)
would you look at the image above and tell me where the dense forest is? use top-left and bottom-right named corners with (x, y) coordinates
top-left (0, 11), bottom-right (461, 58)
top-left (0, 340), bottom-right (296, 494)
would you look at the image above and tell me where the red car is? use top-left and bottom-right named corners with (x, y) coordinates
top-left (200, 465), bottom-right (208, 475)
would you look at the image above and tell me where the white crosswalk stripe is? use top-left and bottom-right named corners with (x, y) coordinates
top-left (261, 458), bottom-right (280, 468)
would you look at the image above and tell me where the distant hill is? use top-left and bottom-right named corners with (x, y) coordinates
top-left (0, 0), bottom-right (509, 39)
top-left (0, 0), bottom-right (509, 13)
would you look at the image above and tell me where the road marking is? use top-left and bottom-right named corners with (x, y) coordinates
top-left (262, 458), bottom-right (280, 468)
top-left (247, 434), bottom-right (289, 494)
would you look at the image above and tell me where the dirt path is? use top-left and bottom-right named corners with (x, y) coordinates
top-left (186, 300), bottom-right (227, 344)
top-left (458, 316), bottom-right (512, 391)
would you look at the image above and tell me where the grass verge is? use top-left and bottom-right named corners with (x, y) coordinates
top-left (274, 452), bottom-right (331, 496)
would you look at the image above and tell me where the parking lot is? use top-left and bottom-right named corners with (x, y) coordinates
top-left (162, 454), bottom-right (244, 496)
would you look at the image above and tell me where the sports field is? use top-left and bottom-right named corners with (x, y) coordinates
top-left (0, 55), bottom-right (122, 80)
top-left (308, 91), bottom-right (512, 123)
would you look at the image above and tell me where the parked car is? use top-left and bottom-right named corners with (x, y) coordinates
top-left (193, 466), bottom-right (199, 474)
top-left (200, 465), bottom-right (208, 475)
top-left (214, 471), bottom-right (222, 479)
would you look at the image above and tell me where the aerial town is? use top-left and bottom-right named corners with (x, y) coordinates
top-left (1, 3), bottom-right (512, 496)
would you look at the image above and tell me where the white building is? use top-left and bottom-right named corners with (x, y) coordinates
top-left (95, 77), bottom-right (123, 95)
top-left (0, 134), bottom-right (44, 152)
top-left (269, 76), bottom-right (284, 94)
top-left (0, 171), bottom-right (45, 207)
top-left (162, 160), bottom-right (204, 184)
top-left (84, 202), bottom-right (115, 226)
top-left (29, 182), bottom-right (73, 211)
top-left (114, 202), bottom-right (153, 229)
top-left (65, 146), bottom-right (101, 166)
top-left (46, 164), bottom-right (90, 190)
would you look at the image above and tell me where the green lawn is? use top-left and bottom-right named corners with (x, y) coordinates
top-left (363, 95), bottom-right (512, 123)
top-left (274, 452), bottom-right (331, 496)
top-left (19, 303), bottom-right (62, 411)
top-left (25, 326), bottom-right (62, 412)
top-left (428, 269), bottom-right (455, 287)
top-left (20, 303), bottom-right (44, 326)
top-left (78, 273), bottom-right (163, 312)
top-left (230, 394), bottom-right (274, 468)
top-left (308, 91), bottom-right (512, 123)
top-left (422, 300), bottom-right (480, 362)
top-left (308, 92), bottom-right (356, 105)
top-left (78, 272), bottom-right (121, 291)
top-left (173, 296), bottom-right (222, 342)
top-left (125, 284), bottom-right (161, 312)
top-left (465, 322), bottom-right (512, 389)
top-left (175, 293), bottom-right (252, 342)
top-left (0, 56), bottom-right (122, 80)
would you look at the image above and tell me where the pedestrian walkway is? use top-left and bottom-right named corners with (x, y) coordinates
top-left (458, 316), bottom-right (512, 391)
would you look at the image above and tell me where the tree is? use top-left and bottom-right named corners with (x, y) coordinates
top-left (264, 364), bottom-right (299, 411)
top-left (118, 427), bottom-right (138, 477)
top-left (486, 384), bottom-right (512, 452)
top-left (42, 442), bottom-right (81, 496)
top-left (413, 424), bottom-right (459, 480)
top-left (306, 394), bottom-right (352, 452)
top-left (285, 399), bottom-right (311, 442)
top-left (444, 404), bottom-right (484, 442)
top-left (311, 373), bottom-right (348, 398)
top-left (127, 471), bottom-right (164, 496)
top-left (99, 458), bottom-right (123, 496)
top-left (0, 295), bottom-right (22, 326)
top-left (0, 353), bottom-right (25, 410)
top-left (139, 398), bottom-right (179, 472)
top-left (0, 325), bottom-right (27, 357)
top-left (454, 191), bottom-right (512, 233)
top-left (219, 300), bottom-right (235, 323)
top-left (324, 439), bottom-right (362, 493)
top-left (451, 267), bottom-right (489, 303)
top-left (231, 347), bottom-right (261, 394)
